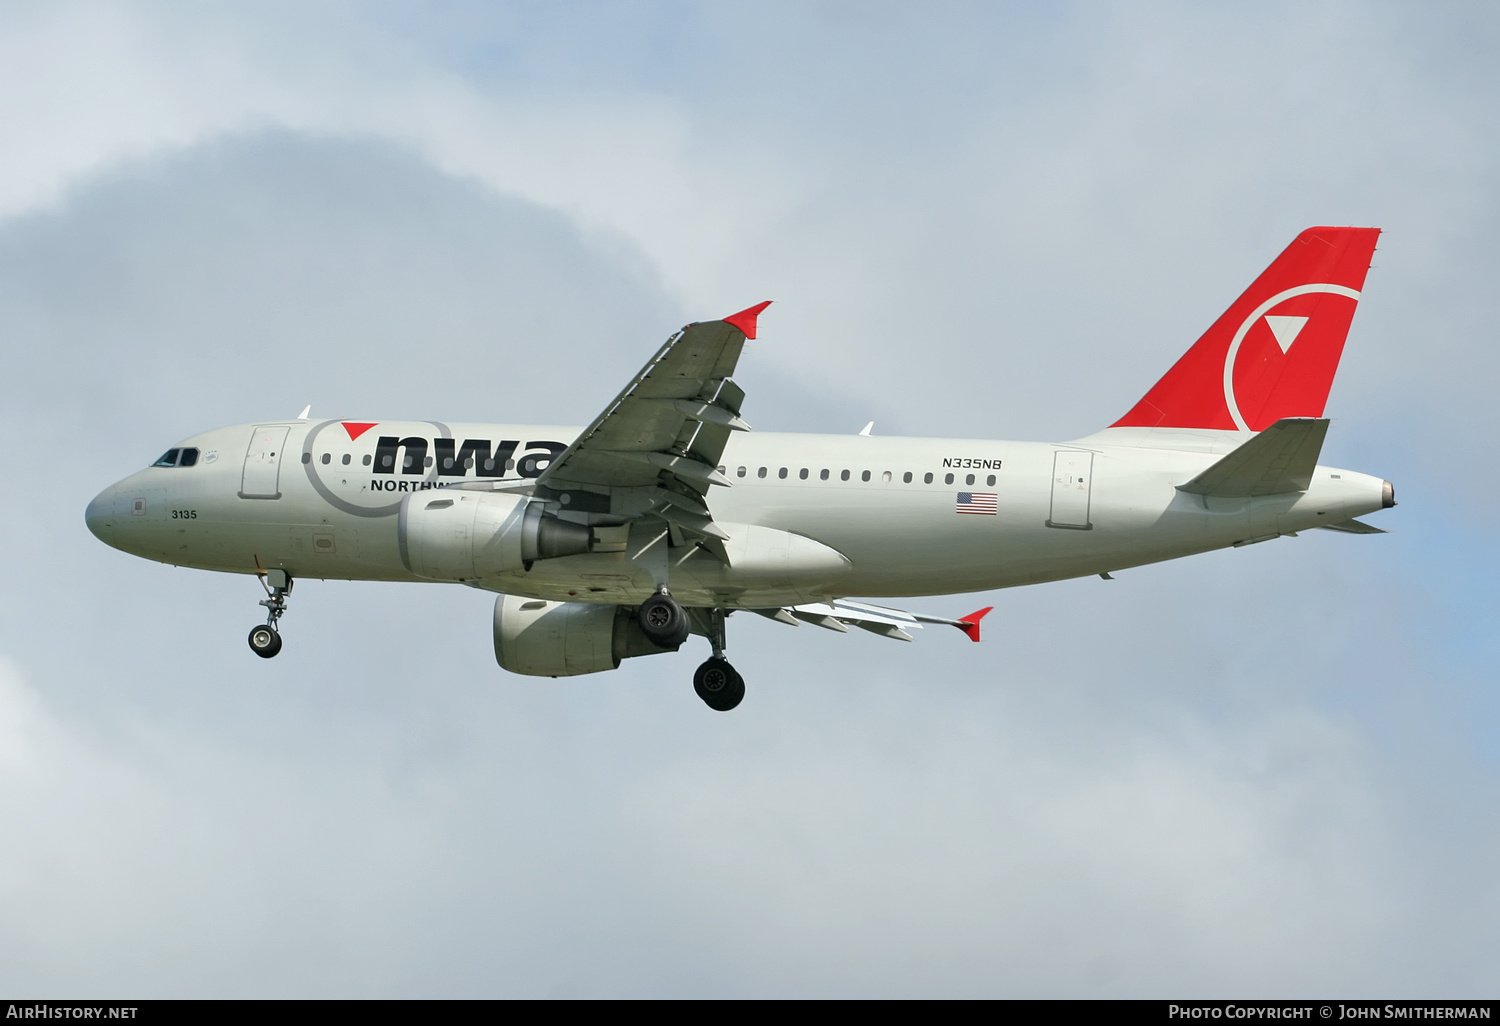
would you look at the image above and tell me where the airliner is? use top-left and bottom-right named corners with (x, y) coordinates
top-left (85, 227), bottom-right (1394, 710)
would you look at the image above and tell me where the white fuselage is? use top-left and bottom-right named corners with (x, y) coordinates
top-left (85, 419), bottom-right (1391, 609)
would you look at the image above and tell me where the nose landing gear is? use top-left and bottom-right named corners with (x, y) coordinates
top-left (248, 569), bottom-right (291, 659)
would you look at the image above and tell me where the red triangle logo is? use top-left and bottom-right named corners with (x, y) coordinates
top-left (343, 422), bottom-right (377, 441)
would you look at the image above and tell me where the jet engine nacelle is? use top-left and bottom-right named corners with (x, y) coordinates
top-left (493, 594), bottom-right (677, 677)
top-left (398, 490), bottom-right (592, 581)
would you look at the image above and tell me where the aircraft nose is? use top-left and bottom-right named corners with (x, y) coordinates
top-left (85, 487), bottom-right (116, 544)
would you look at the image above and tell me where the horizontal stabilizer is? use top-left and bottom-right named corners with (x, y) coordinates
top-left (1178, 417), bottom-right (1328, 498)
top-left (1317, 517), bottom-right (1387, 535)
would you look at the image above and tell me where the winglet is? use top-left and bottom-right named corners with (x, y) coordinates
top-left (723, 301), bottom-right (772, 340)
top-left (957, 606), bottom-right (993, 642)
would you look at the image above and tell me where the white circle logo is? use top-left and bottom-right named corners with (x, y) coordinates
top-left (1221, 283), bottom-right (1361, 432)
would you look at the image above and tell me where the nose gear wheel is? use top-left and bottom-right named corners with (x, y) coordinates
top-left (248, 624), bottom-right (282, 658)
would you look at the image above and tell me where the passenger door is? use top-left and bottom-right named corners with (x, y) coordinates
top-left (240, 426), bottom-right (290, 499)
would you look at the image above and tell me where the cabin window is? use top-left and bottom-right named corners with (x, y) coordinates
top-left (903, 472), bottom-right (913, 483)
top-left (483, 458), bottom-right (495, 471)
top-left (799, 468), bottom-right (809, 480)
top-left (442, 457), bottom-right (454, 470)
top-left (737, 466), bottom-right (747, 478)
top-left (820, 469), bottom-right (829, 481)
top-left (778, 467), bottom-right (788, 479)
top-left (322, 453), bottom-right (332, 465)
top-left (343, 454), bottom-right (352, 466)
top-left (924, 472), bottom-right (933, 484)
top-left (758, 467), bottom-right (768, 478)
top-left (424, 456), bottom-right (434, 468)
top-left (841, 470), bottom-right (850, 481)
top-left (505, 459), bottom-right (516, 471)
top-left (301, 452), bottom-right (311, 465)
top-left (987, 474), bottom-right (996, 486)
top-left (861, 470), bottom-right (871, 482)
top-left (384, 454), bottom-right (396, 468)
top-left (363, 454), bottom-right (372, 466)
top-left (965, 474), bottom-right (975, 485)
top-left (944, 473), bottom-right (954, 485)
top-left (882, 471), bottom-right (892, 483)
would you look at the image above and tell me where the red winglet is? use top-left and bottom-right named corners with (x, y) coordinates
top-left (343, 422), bottom-right (378, 441)
top-left (723, 301), bottom-right (772, 340)
top-left (957, 606), bottom-right (993, 643)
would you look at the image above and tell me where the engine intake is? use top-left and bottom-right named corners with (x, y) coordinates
top-left (398, 491), bottom-right (592, 581)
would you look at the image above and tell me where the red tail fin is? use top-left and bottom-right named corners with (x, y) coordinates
top-left (1113, 227), bottom-right (1380, 432)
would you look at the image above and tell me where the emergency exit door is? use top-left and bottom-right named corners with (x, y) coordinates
top-left (1047, 450), bottom-right (1093, 529)
top-left (240, 425), bottom-right (290, 499)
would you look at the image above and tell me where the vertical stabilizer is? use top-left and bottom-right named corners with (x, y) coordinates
top-left (1112, 227), bottom-right (1379, 432)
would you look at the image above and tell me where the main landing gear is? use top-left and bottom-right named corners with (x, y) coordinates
top-left (694, 657), bottom-right (744, 712)
top-left (637, 591), bottom-right (744, 710)
top-left (638, 588), bottom-right (691, 649)
top-left (248, 569), bottom-right (291, 659)
top-left (639, 588), bottom-right (744, 708)
top-left (691, 606), bottom-right (744, 712)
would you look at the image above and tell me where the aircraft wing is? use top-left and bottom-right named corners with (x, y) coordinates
top-left (752, 600), bottom-right (993, 643)
top-left (533, 302), bottom-right (770, 546)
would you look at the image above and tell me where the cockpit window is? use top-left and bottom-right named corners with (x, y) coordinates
top-left (152, 447), bottom-right (200, 468)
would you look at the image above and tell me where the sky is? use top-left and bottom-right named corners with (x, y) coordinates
top-left (1, 0), bottom-right (1497, 998)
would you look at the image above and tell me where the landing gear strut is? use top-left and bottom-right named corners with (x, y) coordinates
top-left (248, 569), bottom-right (291, 659)
top-left (693, 607), bottom-right (744, 712)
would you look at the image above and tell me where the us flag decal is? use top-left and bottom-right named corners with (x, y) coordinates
top-left (956, 492), bottom-right (998, 515)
